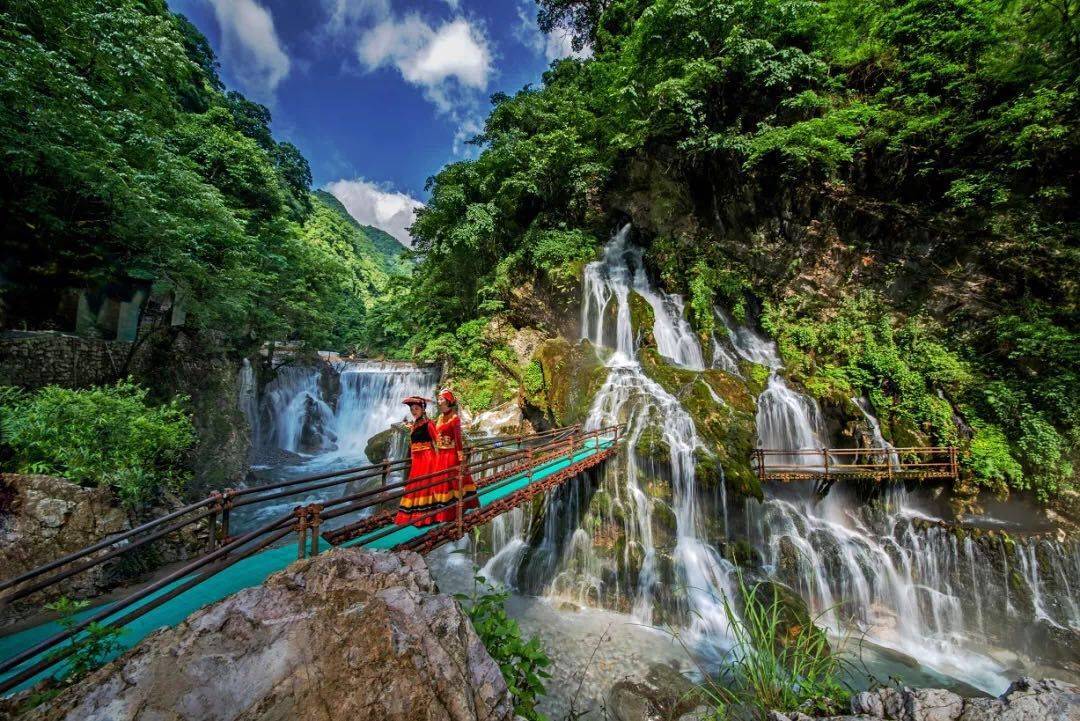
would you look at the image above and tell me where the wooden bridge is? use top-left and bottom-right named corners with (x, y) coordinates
top-left (753, 446), bottom-right (959, 494)
top-left (0, 424), bottom-right (623, 695)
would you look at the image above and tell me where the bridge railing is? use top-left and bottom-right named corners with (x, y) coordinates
top-left (752, 446), bottom-right (958, 482)
top-left (0, 423), bottom-right (624, 694)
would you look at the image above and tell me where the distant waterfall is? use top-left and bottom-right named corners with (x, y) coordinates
top-left (255, 360), bottom-right (439, 461)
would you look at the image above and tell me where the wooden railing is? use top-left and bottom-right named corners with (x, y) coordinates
top-left (752, 446), bottom-right (959, 484)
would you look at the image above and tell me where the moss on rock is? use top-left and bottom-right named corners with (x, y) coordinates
top-left (628, 291), bottom-right (656, 348)
top-left (639, 348), bottom-right (761, 499)
top-left (530, 337), bottom-right (610, 426)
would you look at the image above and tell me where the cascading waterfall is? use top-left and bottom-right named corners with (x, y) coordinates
top-left (259, 365), bottom-right (337, 454)
top-left (571, 226), bottom-right (734, 647)
top-left (714, 307), bottom-right (1016, 689)
top-left (853, 396), bottom-right (901, 469)
top-left (255, 361), bottom-right (439, 461)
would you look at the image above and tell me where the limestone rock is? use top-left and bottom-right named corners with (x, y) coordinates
top-left (607, 663), bottom-right (706, 721)
top-left (23, 548), bottom-right (514, 721)
top-left (0, 474), bottom-right (130, 611)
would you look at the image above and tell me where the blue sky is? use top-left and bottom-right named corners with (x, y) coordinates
top-left (168, 0), bottom-right (584, 245)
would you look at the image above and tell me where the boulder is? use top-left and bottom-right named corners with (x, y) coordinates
top-left (0, 474), bottom-right (130, 612)
top-left (772, 678), bottom-right (1080, 721)
top-left (365, 425), bottom-right (409, 465)
top-left (20, 548), bottom-right (514, 721)
top-left (608, 663), bottom-right (706, 721)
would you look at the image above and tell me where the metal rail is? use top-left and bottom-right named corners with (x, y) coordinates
top-left (0, 423), bottom-right (622, 694)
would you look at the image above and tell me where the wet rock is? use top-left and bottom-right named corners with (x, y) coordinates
top-left (608, 663), bottom-right (705, 721)
top-left (529, 337), bottom-right (610, 427)
top-left (0, 474), bottom-right (130, 612)
top-left (20, 548), bottom-right (514, 721)
top-left (298, 395), bottom-right (337, 453)
top-left (364, 424), bottom-right (408, 464)
top-left (800, 678), bottom-right (1080, 721)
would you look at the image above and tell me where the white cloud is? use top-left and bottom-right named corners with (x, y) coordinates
top-left (357, 15), bottom-right (492, 114)
top-left (324, 179), bottom-right (425, 247)
top-left (205, 0), bottom-right (291, 102)
top-left (321, 0), bottom-right (389, 36)
top-left (514, 1), bottom-right (591, 61)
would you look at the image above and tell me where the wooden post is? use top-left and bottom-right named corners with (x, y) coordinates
top-left (207, 491), bottom-right (222, 552)
top-left (295, 506), bottom-right (307, 561)
top-left (220, 489), bottom-right (233, 545)
top-left (381, 460), bottom-right (389, 488)
top-left (823, 448), bottom-right (829, 479)
top-left (309, 504), bottom-right (322, 557)
top-left (949, 446), bottom-right (958, 479)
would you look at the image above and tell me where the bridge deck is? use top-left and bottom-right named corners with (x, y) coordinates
top-left (0, 436), bottom-right (615, 694)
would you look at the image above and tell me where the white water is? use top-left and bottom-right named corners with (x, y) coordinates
top-left (712, 307), bottom-right (1012, 690)
top-left (853, 397), bottom-right (901, 469)
top-left (256, 361), bottom-right (439, 462)
top-left (578, 225), bottom-right (734, 650)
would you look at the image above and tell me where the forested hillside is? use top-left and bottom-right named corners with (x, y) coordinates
top-left (313, 190), bottom-right (410, 276)
top-left (0, 0), bottom-right (391, 351)
top-left (369, 0), bottom-right (1078, 500)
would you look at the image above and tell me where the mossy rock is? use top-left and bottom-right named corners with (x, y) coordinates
top-left (651, 500), bottom-right (678, 549)
top-left (530, 336), bottom-right (610, 426)
top-left (364, 425), bottom-right (407, 464)
top-left (739, 361), bottom-right (771, 397)
top-left (628, 291), bottom-right (656, 348)
top-left (751, 580), bottom-right (830, 656)
top-left (724, 538), bottom-right (763, 570)
top-left (639, 348), bottom-right (760, 499)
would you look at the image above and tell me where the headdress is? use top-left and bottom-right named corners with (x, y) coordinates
top-left (438, 388), bottom-right (457, 405)
top-left (402, 395), bottom-right (429, 406)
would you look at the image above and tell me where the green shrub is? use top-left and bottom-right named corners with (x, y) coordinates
top-left (457, 571), bottom-right (551, 721)
top-left (0, 381), bottom-right (195, 506)
top-left (45, 597), bottom-right (123, 684)
top-left (694, 575), bottom-right (850, 720)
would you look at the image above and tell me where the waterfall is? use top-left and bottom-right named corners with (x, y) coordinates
top-left (260, 365), bottom-right (337, 454)
top-left (716, 307), bottom-right (827, 467)
top-left (237, 358), bottom-right (260, 450)
top-left (853, 397), bottom-right (901, 469)
top-left (330, 362), bottom-right (441, 460)
top-left (573, 225), bottom-right (733, 648)
top-left (255, 361), bottom-right (439, 462)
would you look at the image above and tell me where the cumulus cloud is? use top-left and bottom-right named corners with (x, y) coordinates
top-left (324, 179), bottom-right (425, 247)
top-left (205, 0), bottom-right (291, 102)
top-left (514, 1), bottom-right (591, 61)
top-left (357, 15), bottom-right (492, 114)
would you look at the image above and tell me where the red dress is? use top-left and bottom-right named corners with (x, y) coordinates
top-left (433, 412), bottom-right (479, 522)
top-left (394, 417), bottom-right (447, 526)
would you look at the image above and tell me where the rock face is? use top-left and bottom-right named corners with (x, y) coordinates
top-left (0, 473), bottom-right (130, 611)
top-left (22, 548), bottom-right (514, 721)
top-left (768, 678), bottom-right (1079, 721)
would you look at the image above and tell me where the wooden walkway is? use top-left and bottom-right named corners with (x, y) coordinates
top-left (753, 446), bottom-right (959, 491)
top-left (0, 425), bottom-right (623, 695)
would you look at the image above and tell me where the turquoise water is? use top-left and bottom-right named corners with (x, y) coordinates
top-left (0, 439), bottom-right (611, 694)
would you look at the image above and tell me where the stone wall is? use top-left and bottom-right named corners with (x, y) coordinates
top-left (0, 331), bottom-right (141, 390)
top-left (0, 329), bottom-right (253, 498)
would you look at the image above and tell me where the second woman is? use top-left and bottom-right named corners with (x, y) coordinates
top-left (432, 388), bottom-right (479, 522)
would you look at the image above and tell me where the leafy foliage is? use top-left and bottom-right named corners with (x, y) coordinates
top-left (458, 571), bottom-right (552, 721)
top-left (365, 0), bottom-right (1077, 498)
top-left (0, 0), bottom-right (388, 349)
top-left (0, 381), bottom-right (195, 506)
top-left (45, 597), bottom-right (124, 683)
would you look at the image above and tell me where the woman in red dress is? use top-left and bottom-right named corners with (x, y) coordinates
top-left (432, 389), bottom-right (479, 522)
top-left (394, 395), bottom-right (448, 526)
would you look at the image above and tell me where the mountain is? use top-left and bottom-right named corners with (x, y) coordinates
top-left (313, 190), bottom-right (410, 276)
